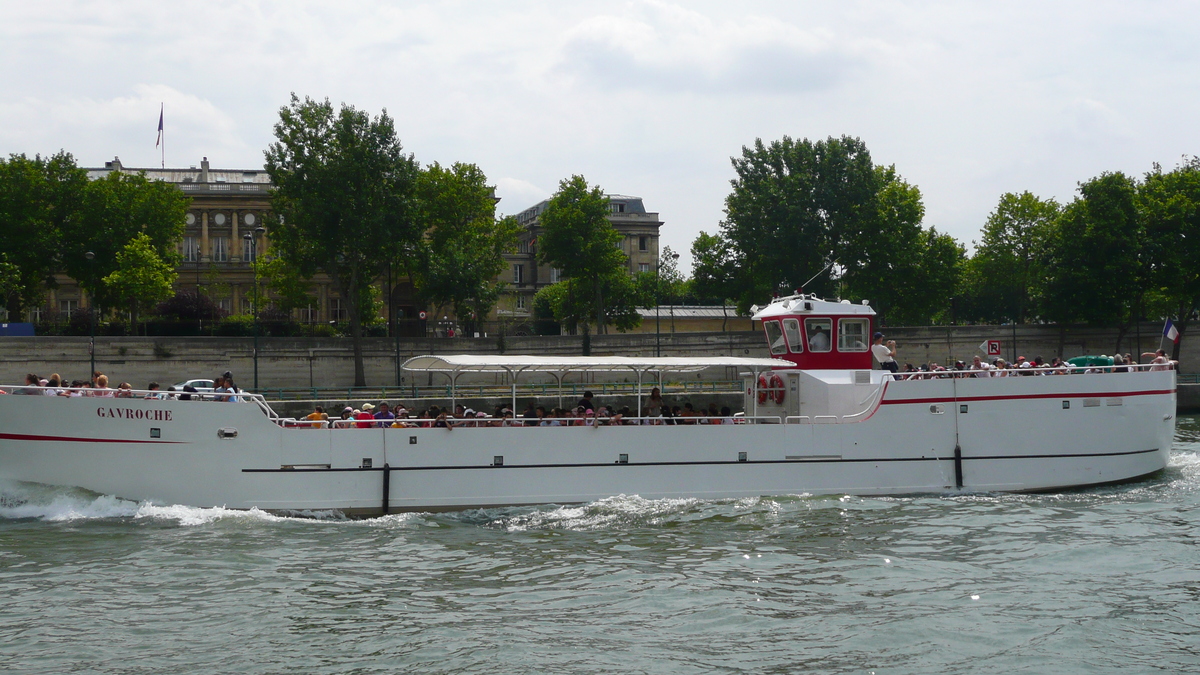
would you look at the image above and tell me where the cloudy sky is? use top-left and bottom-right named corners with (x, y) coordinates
top-left (3, 1), bottom-right (1198, 270)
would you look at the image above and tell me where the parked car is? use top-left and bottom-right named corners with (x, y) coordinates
top-left (171, 378), bottom-right (215, 394)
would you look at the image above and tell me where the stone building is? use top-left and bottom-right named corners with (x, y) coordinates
top-left (498, 194), bottom-right (663, 324)
top-left (40, 158), bottom-right (663, 333)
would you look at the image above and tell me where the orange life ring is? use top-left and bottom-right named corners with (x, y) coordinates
top-left (757, 374), bottom-right (770, 404)
top-left (769, 373), bottom-right (786, 404)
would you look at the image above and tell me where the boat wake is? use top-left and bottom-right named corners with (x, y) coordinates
top-left (0, 480), bottom-right (140, 521)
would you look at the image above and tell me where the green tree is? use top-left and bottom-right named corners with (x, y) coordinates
top-left (533, 273), bottom-right (643, 334)
top-left (102, 233), bottom-right (179, 333)
top-left (962, 192), bottom-right (1060, 324)
top-left (0, 152), bottom-right (88, 317)
top-left (264, 94), bottom-right (420, 386)
top-left (536, 175), bottom-right (626, 345)
top-left (837, 166), bottom-right (932, 322)
top-left (1038, 172), bottom-right (1145, 341)
top-left (60, 169), bottom-right (190, 312)
top-left (412, 162), bottom-right (520, 332)
top-left (719, 135), bottom-right (946, 322)
top-left (1139, 157), bottom-right (1200, 359)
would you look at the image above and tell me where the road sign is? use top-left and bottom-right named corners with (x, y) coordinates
top-left (418, 311), bottom-right (427, 320)
top-left (985, 340), bottom-right (1001, 356)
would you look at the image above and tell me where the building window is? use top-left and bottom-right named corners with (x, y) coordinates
top-left (639, 236), bottom-right (648, 251)
top-left (513, 264), bottom-right (524, 286)
top-left (330, 298), bottom-right (348, 321)
top-left (217, 298), bottom-right (232, 314)
top-left (638, 263), bottom-right (650, 273)
top-left (550, 268), bottom-right (562, 283)
top-left (516, 295), bottom-right (526, 310)
top-left (245, 238), bottom-right (259, 263)
top-left (27, 307), bottom-right (42, 323)
top-left (297, 304), bottom-right (317, 323)
top-left (517, 239), bottom-right (529, 254)
top-left (212, 237), bottom-right (229, 263)
top-left (610, 203), bottom-right (625, 213)
top-left (183, 237), bottom-right (199, 263)
top-left (59, 300), bottom-right (78, 316)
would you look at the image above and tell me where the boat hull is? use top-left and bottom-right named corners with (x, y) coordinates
top-left (0, 371), bottom-right (1176, 513)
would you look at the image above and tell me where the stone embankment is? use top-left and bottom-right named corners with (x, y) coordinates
top-left (1, 322), bottom-right (1195, 410)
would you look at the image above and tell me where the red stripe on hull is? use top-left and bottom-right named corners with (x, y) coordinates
top-left (881, 389), bottom-right (1174, 406)
top-left (0, 432), bottom-right (184, 444)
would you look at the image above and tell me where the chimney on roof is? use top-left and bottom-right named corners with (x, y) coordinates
top-left (105, 156), bottom-right (123, 171)
top-left (200, 157), bottom-right (210, 183)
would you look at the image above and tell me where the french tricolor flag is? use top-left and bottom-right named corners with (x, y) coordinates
top-left (1164, 318), bottom-right (1180, 343)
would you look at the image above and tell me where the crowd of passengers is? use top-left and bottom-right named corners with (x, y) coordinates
top-left (894, 350), bottom-right (1176, 379)
top-left (302, 388), bottom-right (740, 429)
top-left (4, 370), bottom-right (245, 401)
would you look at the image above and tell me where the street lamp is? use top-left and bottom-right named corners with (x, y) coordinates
top-left (85, 251), bottom-right (95, 380)
top-left (655, 251), bottom-right (680, 357)
top-left (243, 226), bottom-right (266, 390)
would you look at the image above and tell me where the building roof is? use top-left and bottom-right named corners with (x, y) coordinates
top-left (637, 306), bottom-right (744, 319)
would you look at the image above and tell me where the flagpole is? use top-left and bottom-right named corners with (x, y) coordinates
top-left (1158, 318), bottom-right (1168, 352)
top-left (161, 103), bottom-right (165, 169)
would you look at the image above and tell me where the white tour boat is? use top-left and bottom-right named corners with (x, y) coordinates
top-left (0, 295), bottom-right (1177, 514)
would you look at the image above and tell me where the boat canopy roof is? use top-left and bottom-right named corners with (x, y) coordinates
top-left (402, 354), bottom-right (788, 375)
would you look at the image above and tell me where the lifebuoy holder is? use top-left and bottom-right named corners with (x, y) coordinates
top-left (757, 373), bottom-right (786, 405)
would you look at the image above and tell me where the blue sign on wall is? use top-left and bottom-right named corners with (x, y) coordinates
top-left (0, 323), bottom-right (35, 336)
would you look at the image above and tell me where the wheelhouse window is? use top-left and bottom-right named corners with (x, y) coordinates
top-left (764, 320), bottom-right (787, 355)
top-left (838, 318), bottom-right (869, 352)
top-left (782, 318), bottom-right (803, 353)
top-left (805, 318), bottom-right (832, 352)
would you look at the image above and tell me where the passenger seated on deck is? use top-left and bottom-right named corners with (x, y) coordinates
top-left (433, 412), bottom-right (450, 428)
top-left (335, 407), bottom-right (353, 428)
top-left (1142, 349), bottom-right (1172, 371)
top-left (93, 374), bottom-right (114, 397)
top-left (355, 404), bottom-right (375, 428)
top-left (116, 382), bottom-right (135, 398)
top-left (144, 382), bottom-right (166, 399)
top-left (720, 406), bottom-right (735, 424)
top-left (374, 402), bottom-right (394, 427)
top-left (306, 406), bottom-right (328, 428)
top-left (14, 373), bottom-right (41, 395)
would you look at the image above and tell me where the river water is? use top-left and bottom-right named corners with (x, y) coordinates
top-left (2, 419), bottom-right (1199, 675)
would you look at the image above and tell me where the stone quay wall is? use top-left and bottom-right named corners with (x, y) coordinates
top-left (0, 321), bottom-right (1194, 394)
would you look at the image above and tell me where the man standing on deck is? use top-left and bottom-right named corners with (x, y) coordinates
top-left (872, 333), bottom-right (898, 373)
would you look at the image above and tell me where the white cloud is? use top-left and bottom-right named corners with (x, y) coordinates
top-left (557, 1), bottom-right (863, 94)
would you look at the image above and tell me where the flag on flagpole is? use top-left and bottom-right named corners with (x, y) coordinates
top-left (1164, 318), bottom-right (1180, 343)
top-left (156, 104), bottom-right (164, 148)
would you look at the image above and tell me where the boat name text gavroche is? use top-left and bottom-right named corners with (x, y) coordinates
top-left (96, 407), bottom-right (173, 421)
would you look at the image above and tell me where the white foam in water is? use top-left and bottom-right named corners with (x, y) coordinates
top-left (497, 494), bottom-right (703, 531)
top-left (0, 479), bottom-right (141, 521)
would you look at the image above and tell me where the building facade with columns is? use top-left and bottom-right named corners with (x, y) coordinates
top-left (41, 156), bottom-right (353, 325)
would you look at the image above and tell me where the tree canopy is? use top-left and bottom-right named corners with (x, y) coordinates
top-left (264, 94), bottom-right (420, 386)
top-left (536, 175), bottom-right (629, 341)
top-left (709, 135), bottom-right (958, 323)
top-left (412, 162), bottom-right (520, 332)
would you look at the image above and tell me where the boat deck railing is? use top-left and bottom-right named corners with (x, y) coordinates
top-left (274, 414), bottom-right (785, 429)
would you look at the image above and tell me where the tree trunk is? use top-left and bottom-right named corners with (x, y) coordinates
top-left (595, 280), bottom-right (605, 335)
top-left (342, 269), bottom-right (366, 387)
